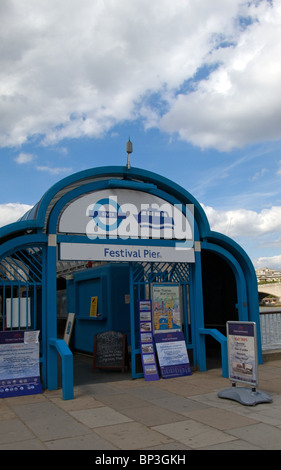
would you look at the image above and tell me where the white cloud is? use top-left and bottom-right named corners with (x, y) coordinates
top-left (160, 1), bottom-right (281, 150)
top-left (0, 203), bottom-right (33, 227)
top-left (14, 152), bottom-right (35, 164)
top-left (202, 204), bottom-right (281, 238)
top-left (0, 0), bottom-right (279, 151)
top-left (36, 165), bottom-right (72, 175)
top-left (254, 255), bottom-right (281, 270)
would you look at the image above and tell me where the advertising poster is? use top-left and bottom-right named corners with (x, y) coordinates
top-left (152, 284), bottom-right (182, 333)
top-left (139, 300), bottom-right (159, 381)
top-left (155, 331), bottom-right (191, 379)
top-left (0, 330), bottom-right (42, 398)
top-left (227, 321), bottom-right (258, 387)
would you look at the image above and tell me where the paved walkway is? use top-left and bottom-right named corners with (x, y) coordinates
top-left (1, 355), bottom-right (281, 450)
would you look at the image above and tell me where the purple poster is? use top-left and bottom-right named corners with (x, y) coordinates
top-left (0, 331), bottom-right (42, 398)
top-left (139, 301), bottom-right (159, 381)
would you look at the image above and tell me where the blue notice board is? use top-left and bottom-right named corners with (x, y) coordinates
top-left (155, 331), bottom-right (191, 379)
top-left (0, 330), bottom-right (42, 398)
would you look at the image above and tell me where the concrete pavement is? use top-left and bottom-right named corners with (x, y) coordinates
top-left (1, 354), bottom-right (281, 450)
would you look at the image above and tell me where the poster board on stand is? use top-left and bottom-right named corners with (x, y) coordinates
top-left (155, 331), bottom-right (191, 379)
top-left (0, 330), bottom-right (42, 398)
top-left (227, 321), bottom-right (258, 387)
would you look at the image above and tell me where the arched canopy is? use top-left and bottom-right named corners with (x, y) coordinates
top-left (0, 165), bottom-right (261, 394)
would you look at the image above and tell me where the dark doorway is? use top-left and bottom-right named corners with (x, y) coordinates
top-left (201, 250), bottom-right (238, 367)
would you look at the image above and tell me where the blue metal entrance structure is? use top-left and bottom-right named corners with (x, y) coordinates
top-left (0, 165), bottom-right (261, 399)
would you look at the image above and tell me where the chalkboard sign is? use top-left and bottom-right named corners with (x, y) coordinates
top-left (93, 331), bottom-right (128, 372)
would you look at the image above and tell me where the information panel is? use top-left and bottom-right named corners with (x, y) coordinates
top-left (155, 331), bottom-right (191, 379)
top-left (152, 284), bottom-right (182, 333)
top-left (227, 321), bottom-right (258, 387)
top-left (139, 300), bottom-right (159, 381)
top-left (0, 330), bottom-right (42, 398)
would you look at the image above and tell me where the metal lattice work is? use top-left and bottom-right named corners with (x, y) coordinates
top-left (132, 262), bottom-right (190, 284)
top-left (0, 245), bottom-right (44, 331)
top-left (0, 246), bottom-right (43, 284)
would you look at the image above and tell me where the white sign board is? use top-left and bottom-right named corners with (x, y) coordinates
top-left (60, 243), bottom-right (194, 263)
top-left (227, 321), bottom-right (258, 387)
top-left (59, 189), bottom-right (193, 243)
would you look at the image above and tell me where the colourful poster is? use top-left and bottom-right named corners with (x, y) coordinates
top-left (139, 300), bottom-right (159, 381)
top-left (152, 284), bottom-right (182, 332)
top-left (155, 331), bottom-right (191, 379)
top-left (0, 331), bottom-right (42, 398)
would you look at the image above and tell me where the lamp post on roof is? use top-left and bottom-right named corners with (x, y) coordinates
top-left (126, 138), bottom-right (133, 169)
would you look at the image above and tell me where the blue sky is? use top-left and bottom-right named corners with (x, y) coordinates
top-left (1, 0), bottom-right (281, 269)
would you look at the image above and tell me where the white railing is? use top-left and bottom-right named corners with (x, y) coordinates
top-left (260, 307), bottom-right (281, 350)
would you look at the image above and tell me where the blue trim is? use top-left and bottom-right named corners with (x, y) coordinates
top-left (3, 165), bottom-right (209, 238)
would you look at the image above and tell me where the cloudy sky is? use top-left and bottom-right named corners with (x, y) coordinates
top-left (1, 0), bottom-right (281, 269)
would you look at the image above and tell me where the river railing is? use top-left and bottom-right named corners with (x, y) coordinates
top-left (260, 307), bottom-right (281, 351)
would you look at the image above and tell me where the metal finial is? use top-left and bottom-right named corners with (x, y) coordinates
top-left (126, 138), bottom-right (133, 169)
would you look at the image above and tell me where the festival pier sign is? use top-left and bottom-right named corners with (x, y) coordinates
top-left (0, 330), bottom-right (42, 398)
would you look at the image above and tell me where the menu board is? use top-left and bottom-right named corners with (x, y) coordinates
top-left (93, 331), bottom-right (128, 372)
top-left (0, 330), bottom-right (42, 398)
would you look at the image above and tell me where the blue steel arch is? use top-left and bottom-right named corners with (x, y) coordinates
top-left (0, 165), bottom-right (261, 396)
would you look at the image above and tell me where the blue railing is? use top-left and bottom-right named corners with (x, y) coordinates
top-left (48, 338), bottom-right (74, 400)
top-left (199, 328), bottom-right (228, 378)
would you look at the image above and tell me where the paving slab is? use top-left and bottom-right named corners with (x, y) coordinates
top-left (10, 402), bottom-right (91, 442)
top-left (98, 392), bottom-right (150, 411)
top-left (0, 418), bottom-right (35, 445)
top-left (121, 403), bottom-right (187, 426)
top-left (148, 394), bottom-right (210, 414)
top-left (226, 422), bottom-right (281, 450)
top-left (182, 406), bottom-right (259, 430)
top-left (0, 438), bottom-right (46, 450)
top-left (70, 406), bottom-right (133, 428)
top-left (93, 421), bottom-right (174, 450)
top-left (45, 432), bottom-right (118, 450)
top-left (152, 419), bottom-right (238, 449)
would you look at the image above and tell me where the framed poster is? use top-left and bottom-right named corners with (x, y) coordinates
top-left (152, 284), bottom-right (182, 333)
top-left (0, 330), bottom-right (42, 398)
top-left (227, 321), bottom-right (258, 387)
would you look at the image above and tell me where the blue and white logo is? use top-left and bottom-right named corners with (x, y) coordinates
top-left (134, 208), bottom-right (174, 229)
top-left (88, 198), bottom-right (126, 231)
top-left (86, 195), bottom-right (193, 242)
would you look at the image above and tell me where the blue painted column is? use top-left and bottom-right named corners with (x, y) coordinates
top-left (193, 242), bottom-right (207, 371)
top-left (46, 235), bottom-right (58, 390)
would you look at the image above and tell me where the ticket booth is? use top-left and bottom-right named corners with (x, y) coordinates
top-left (0, 164), bottom-right (261, 398)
